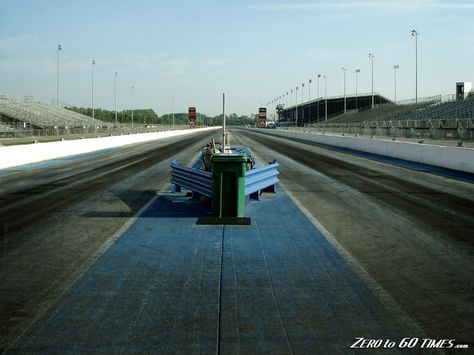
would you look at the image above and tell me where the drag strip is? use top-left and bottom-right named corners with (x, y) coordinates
top-left (0, 129), bottom-right (218, 352)
top-left (0, 130), bottom-right (213, 249)
top-left (237, 129), bottom-right (474, 248)
top-left (231, 128), bottom-right (474, 344)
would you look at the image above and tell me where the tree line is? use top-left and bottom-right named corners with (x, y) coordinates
top-left (66, 107), bottom-right (257, 126)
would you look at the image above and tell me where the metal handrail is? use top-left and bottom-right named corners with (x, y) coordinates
top-left (170, 160), bottom-right (280, 199)
top-left (170, 160), bottom-right (213, 197)
top-left (245, 162), bottom-right (279, 196)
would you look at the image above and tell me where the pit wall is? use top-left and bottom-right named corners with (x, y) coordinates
top-left (0, 127), bottom-right (221, 169)
top-left (256, 129), bottom-right (474, 174)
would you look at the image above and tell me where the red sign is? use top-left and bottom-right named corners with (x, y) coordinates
top-left (188, 107), bottom-right (196, 128)
top-left (258, 107), bottom-right (266, 128)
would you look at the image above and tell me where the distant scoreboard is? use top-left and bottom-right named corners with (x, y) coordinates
top-left (258, 107), bottom-right (266, 128)
top-left (188, 107), bottom-right (196, 128)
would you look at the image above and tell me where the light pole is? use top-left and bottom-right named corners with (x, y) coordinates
top-left (172, 95), bottom-right (175, 127)
top-left (355, 69), bottom-right (360, 110)
top-left (411, 29), bottom-right (419, 104)
top-left (308, 79), bottom-right (312, 123)
top-left (131, 85), bottom-right (134, 128)
top-left (323, 75), bottom-right (327, 121)
top-left (393, 65), bottom-right (399, 103)
top-left (91, 59), bottom-right (95, 126)
top-left (369, 53), bottom-right (374, 109)
top-left (57, 44), bottom-right (61, 107)
top-left (290, 89), bottom-right (293, 122)
top-left (317, 74), bottom-right (321, 121)
top-left (114, 71), bottom-right (118, 126)
top-left (295, 86), bottom-right (298, 126)
top-left (301, 83), bottom-right (304, 126)
top-left (342, 67), bottom-right (346, 113)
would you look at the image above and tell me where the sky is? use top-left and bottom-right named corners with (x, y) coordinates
top-left (1, 0), bottom-right (473, 116)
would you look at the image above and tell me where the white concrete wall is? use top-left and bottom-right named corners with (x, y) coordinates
top-left (0, 127), bottom-right (220, 169)
top-left (261, 129), bottom-right (474, 173)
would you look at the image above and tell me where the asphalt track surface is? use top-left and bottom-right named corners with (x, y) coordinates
top-left (0, 129), bottom-right (218, 352)
top-left (231, 128), bottom-right (474, 347)
top-left (1, 128), bottom-right (473, 352)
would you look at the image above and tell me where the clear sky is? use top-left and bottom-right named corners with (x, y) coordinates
top-left (1, 0), bottom-right (473, 116)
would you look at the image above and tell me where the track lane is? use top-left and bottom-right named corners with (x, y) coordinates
top-left (237, 129), bottom-right (474, 248)
top-left (231, 128), bottom-right (474, 343)
top-left (0, 130), bottom-right (218, 351)
top-left (0, 130), bottom-right (214, 247)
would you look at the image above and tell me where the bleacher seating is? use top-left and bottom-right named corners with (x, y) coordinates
top-left (323, 98), bottom-right (474, 124)
top-left (0, 95), bottom-right (104, 128)
top-left (401, 99), bottom-right (474, 121)
top-left (325, 102), bottom-right (433, 124)
top-left (0, 122), bottom-right (17, 133)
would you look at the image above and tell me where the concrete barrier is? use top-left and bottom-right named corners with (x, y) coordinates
top-left (259, 129), bottom-right (474, 173)
top-left (0, 127), bottom-right (220, 169)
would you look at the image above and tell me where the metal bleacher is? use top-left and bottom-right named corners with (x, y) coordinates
top-left (0, 122), bottom-right (17, 133)
top-left (326, 102), bottom-right (434, 124)
top-left (325, 98), bottom-right (474, 124)
top-left (0, 95), bottom-right (104, 128)
top-left (402, 99), bottom-right (474, 121)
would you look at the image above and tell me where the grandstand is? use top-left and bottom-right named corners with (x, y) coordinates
top-left (0, 95), bottom-right (105, 129)
top-left (322, 97), bottom-right (474, 124)
top-left (403, 99), bottom-right (474, 121)
top-left (0, 122), bottom-right (17, 133)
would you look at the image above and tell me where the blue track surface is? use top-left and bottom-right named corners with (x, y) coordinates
top-left (9, 189), bottom-right (421, 353)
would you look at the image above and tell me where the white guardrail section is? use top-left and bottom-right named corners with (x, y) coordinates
top-left (259, 129), bottom-right (474, 174)
top-left (0, 127), bottom-right (221, 169)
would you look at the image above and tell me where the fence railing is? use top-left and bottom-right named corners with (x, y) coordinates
top-left (170, 160), bottom-right (280, 200)
top-left (170, 160), bottom-right (213, 197)
top-left (245, 162), bottom-right (279, 198)
top-left (289, 118), bottom-right (474, 141)
top-left (0, 122), bottom-right (190, 139)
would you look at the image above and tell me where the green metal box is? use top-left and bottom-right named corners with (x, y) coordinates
top-left (212, 153), bottom-right (247, 217)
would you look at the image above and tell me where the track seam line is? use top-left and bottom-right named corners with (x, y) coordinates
top-left (216, 225), bottom-right (225, 355)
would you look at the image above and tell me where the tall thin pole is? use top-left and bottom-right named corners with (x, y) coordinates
top-left (317, 74), bottom-right (321, 122)
top-left (324, 75), bottom-right (327, 121)
top-left (295, 86), bottom-right (298, 126)
top-left (369, 53), bottom-right (374, 109)
top-left (301, 83), bottom-right (304, 126)
top-left (355, 69), bottom-right (360, 110)
top-left (412, 29), bottom-right (419, 104)
top-left (342, 67), bottom-right (346, 113)
top-left (172, 95), bottom-right (175, 127)
top-left (308, 79), bottom-right (312, 123)
top-left (290, 89), bottom-right (293, 122)
top-left (393, 65), bottom-right (399, 103)
top-left (114, 71), bottom-right (118, 126)
top-left (57, 44), bottom-right (61, 106)
top-left (131, 85), bottom-right (134, 128)
top-left (222, 93), bottom-right (226, 149)
top-left (91, 59), bottom-right (95, 121)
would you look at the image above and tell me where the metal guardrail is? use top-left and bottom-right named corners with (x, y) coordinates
top-left (245, 162), bottom-right (279, 198)
top-left (170, 160), bottom-right (279, 199)
top-left (170, 160), bottom-right (213, 197)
